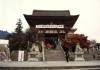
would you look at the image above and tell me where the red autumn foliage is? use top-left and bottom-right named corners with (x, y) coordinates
top-left (67, 34), bottom-right (90, 48)
top-left (60, 34), bottom-right (90, 48)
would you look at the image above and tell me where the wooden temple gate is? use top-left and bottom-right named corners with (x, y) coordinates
top-left (24, 10), bottom-right (79, 61)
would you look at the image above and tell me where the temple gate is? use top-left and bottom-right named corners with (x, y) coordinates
top-left (24, 10), bottom-right (79, 61)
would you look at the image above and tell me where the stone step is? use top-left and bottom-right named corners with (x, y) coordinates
top-left (1, 61), bottom-right (100, 70)
top-left (1, 67), bottom-right (100, 70)
top-left (44, 45), bottom-right (66, 61)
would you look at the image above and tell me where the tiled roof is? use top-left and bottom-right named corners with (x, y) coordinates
top-left (32, 10), bottom-right (70, 16)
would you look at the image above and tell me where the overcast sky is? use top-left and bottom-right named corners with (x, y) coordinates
top-left (0, 0), bottom-right (100, 42)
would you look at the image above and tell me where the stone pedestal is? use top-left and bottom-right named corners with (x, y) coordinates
top-left (28, 43), bottom-right (42, 61)
top-left (28, 51), bottom-right (40, 61)
top-left (75, 43), bottom-right (84, 61)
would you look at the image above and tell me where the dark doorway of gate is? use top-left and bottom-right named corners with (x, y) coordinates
top-left (45, 34), bottom-right (58, 49)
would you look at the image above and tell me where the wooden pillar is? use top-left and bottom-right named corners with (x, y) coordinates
top-left (65, 33), bottom-right (67, 41)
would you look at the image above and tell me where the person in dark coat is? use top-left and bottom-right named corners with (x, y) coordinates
top-left (62, 41), bottom-right (70, 62)
top-left (65, 48), bottom-right (69, 62)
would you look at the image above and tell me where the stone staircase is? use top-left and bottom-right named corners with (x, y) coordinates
top-left (44, 44), bottom-right (66, 61)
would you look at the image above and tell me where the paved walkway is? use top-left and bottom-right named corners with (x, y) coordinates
top-left (0, 61), bottom-right (100, 68)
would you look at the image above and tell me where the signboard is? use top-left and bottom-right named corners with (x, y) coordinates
top-left (36, 25), bottom-right (64, 28)
top-left (18, 51), bottom-right (24, 61)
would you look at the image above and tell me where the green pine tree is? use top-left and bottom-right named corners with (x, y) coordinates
top-left (15, 19), bottom-right (23, 34)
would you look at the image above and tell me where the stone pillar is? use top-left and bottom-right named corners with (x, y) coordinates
top-left (42, 41), bottom-right (45, 61)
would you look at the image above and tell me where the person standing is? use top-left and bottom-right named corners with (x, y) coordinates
top-left (65, 48), bottom-right (69, 62)
top-left (62, 41), bottom-right (70, 62)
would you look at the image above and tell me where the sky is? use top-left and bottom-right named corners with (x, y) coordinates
top-left (0, 0), bottom-right (100, 42)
